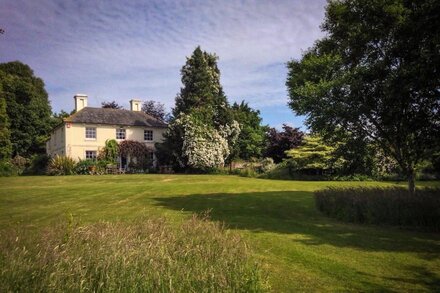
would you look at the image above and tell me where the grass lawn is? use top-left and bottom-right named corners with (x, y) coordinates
top-left (1, 175), bottom-right (439, 292)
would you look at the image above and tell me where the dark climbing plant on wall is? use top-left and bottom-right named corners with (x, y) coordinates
top-left (119, 140), bottom-right (154, 171)
top-left (119, 140), bottom-right (152, 158)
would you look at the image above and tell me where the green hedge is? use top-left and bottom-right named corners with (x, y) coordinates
top-left (315, 187), bottom-right (440, 231)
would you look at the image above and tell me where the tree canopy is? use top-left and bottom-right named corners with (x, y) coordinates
top-left (173, 46), bottom-right (230, 126)
top-left (230, 101), bottom-right (267, 160)
top-left (0, 97), bottom-right (12, 160)
top-left (156, 47), bottom-right (239, 170)
top-left (0, 61), bottom-right (52, 156)
top-left (142, 100), bottom-right (168, 121)
top-left (286, 135), bottom-right (338, 174)
top-left (264, 124), bottom-right (303, 163)
top-left (101, 100), bottom-right (123, 109)
top-left (286, 0), bottom-right (440, 192)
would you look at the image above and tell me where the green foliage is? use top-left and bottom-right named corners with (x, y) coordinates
top-left (98, 139), bottom-right (119, 163)
top-left (230, 101), bottom-right (267, 161)
top-left (0, 160), bottom-right (19, 177)
top-left (158, 47), bottom-right (240, 170)
top-left (332, 174), bottom-right (373, 182)
top-left (142, 100), bottom-right (167, 121)
top-left (286, 0), bottom-right (440, 192)
top-left (10, 155), bottom-right (30, 175)
top-left (258, 157), bottom-right (275, 173)
top-left (0, 215), bottom-right (266, 292)
top-left (22, 154), bottom-right (50, 175)
top-left (173, 46), bottom-right (229, 126)
top-left (0, 61), bottom-right (52, 156)
top-left (286, 135), bottom-right (338, 172)
top-left (47, 155), bottom-right (76, 175)
top-left (119, 140), bottom-right (151, 159)
top-left (0, 97), bottom-right (12, 160)
top-left (74, 159), bottom-right (97, 175)
top-left (119, 140), bottom-right (153, 172)
top-left (260, 161), bottom-right (293, 180)
top-left (50, 110), bottom-right (72, 128)
top-left (232, 167), bottom-right (259, 178)
top-left (229, 157), bottom-right (275, 178)
top-left (101, 100), bottom-right (123, 109)
top-left (329, 135), bottom-right (378, 177)
top-left (315, 187), bottom-right (440, 231)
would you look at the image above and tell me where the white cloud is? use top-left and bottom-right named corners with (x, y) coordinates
top-left (0, 0), bottom-right (326, 126)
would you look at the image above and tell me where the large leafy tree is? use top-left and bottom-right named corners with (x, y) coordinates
top-left (230, 101), bottom-right (267, 160)
top-left (0, 61), bottom-right (52, 156)
top-left (264, 124), bottom-right (304, 163)
top-left (286, 135), bottom-right (338, 175)
top-left (286, 0), bottom-right (440, 193)
top-left (50, 110), bottom-right (74, 128)
top-left (101, 100), bottom-right (123, 109)
top-left (157, 47), bottom-right (238, 170)
top-left (142, 100), bottom-right (168, 122)
top-left (0, 97), bottom-right (12, 160)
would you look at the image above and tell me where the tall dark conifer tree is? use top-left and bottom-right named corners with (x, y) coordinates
top-left (173, 46), bottom-right (230, 126)
top-left (156, 47), bottom-right (234, 169)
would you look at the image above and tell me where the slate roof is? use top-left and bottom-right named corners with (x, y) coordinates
top-left (64, 107), bottom-right (167, 128)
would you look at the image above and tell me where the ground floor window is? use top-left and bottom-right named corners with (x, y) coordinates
top-left (85, 150), bottom-right (97, 160)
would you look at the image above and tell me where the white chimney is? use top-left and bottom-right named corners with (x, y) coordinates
top-left (130, 99), bottom-right (142, 111)
top-left (74, 94), bottom-right (88, 112)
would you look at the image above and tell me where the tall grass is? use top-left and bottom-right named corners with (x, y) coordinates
top-left (0, 214), bottom-right (267, 292)
top-left (315, 187), bottom-right (440, 231)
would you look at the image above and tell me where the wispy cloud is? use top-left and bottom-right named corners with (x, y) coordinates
top-left (0, 0), bottom-right (326, 127)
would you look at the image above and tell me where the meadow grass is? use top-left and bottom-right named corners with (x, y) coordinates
top-left (1, 214), bottom-right (264, 292)
top-left (0, 175), bottom-right (439, 292)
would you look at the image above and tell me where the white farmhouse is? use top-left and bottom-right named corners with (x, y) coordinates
top-left (46, 94), bottom-right (167, 168)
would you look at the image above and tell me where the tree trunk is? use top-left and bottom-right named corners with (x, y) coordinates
top-left (407, 168), bottom-right (416, 195)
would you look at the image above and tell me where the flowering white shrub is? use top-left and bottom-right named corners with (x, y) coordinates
top-left (172, 114), bottom-right (240, 169)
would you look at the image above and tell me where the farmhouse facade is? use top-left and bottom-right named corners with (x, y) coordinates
top-left (46, 94), bottom-right (167, 167)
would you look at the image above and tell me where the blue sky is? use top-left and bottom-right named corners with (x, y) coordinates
top-left (0, 0), bottom-right (326, 129)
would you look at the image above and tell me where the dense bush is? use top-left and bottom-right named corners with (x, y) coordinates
top-left (47, 155), bottom-right (76, 175)
top-left (315, 187), bottom-right (440, 231)
top-left (0, 215), bottom-right (267, 292)
top-left (258, 157), bottom-right (275, 173)
top-left (74, 159), bottom-right (96, 175)
top-left (0, 160), bottom-right (20, 177)
top-left (10, 155), bottom-right (30, 175)
top-left (23, 154), bottom-right (50, 175)
top-left (230, 167), bottom-right (259, 178)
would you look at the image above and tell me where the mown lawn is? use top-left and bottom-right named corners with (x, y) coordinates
top-left (1, 175), bottom-right (439, 292)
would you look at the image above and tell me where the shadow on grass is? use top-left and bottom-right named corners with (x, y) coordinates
top-left (153, 191), bottom-right (440, 255)
top-left (358, 265), bottom-right (440, 292)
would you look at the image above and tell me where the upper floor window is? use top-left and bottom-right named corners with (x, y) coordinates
top-left (85, 127), bottom-right (96, 139)
top-left (85, 150), bottom-right (97, 160)
top-left (116, 128), bottom-right (126, 140)
top-left (144, 130), bottom-right (153, 141)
